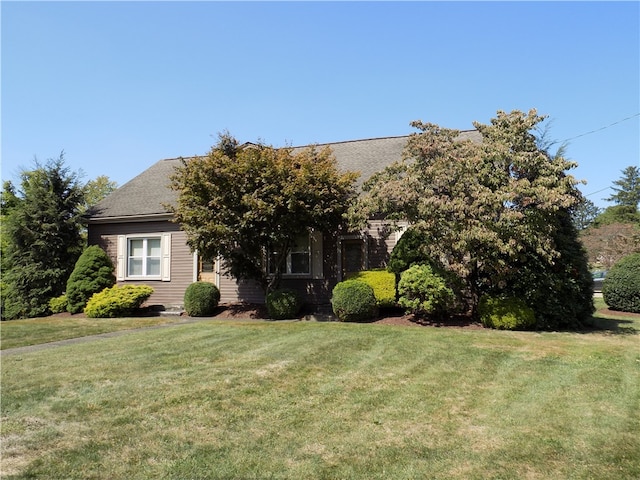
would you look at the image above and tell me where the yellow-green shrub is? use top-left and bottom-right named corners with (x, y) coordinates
top-left (478, 295), bottom-right (536, 330)
top-left (49, 294), bottom-right (68, 314)
top-left (346, 269), bottom-right (396, 307)
top-left (84, 284), bottom-right (154, 318)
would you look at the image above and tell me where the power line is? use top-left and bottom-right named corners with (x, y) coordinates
top-left (561, 113), bottom-right (640, 143)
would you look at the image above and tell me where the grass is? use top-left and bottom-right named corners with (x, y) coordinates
top-left (1, 308), bottom-right (639, 479)
top-left (0, 315), bottom-right (185, 350)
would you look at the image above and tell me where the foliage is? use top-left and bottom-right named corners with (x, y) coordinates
top-left (478, 295), bottom-right (536, 330)
top-left (397, 264), bottom-right (455, 317)
top-left (605, 166), bottom-right (640, 209)
top-left (592, 204), bottom-right (640, 228)
top-left (2, 154), bottom-right (86, 320)
top-left (346, 269), bottom-right (396, 308)
top-left (266, 288), bottom-right (303, 319)
top-left (66, 245), bottom-right (115, 314)
top-left (49, 294), bottom-right (68, 314)
top-left (570, 198), bottom-right (602, 230)
top-left (580, 222), bottom-right (640, 269)
top-left (183, 282), bottom-right (221, 317)
top-left (168, 132), bottom-right (358, 294)
top-left (491, 210), bottom-right (594, 329)
top-left (331, 280), bottom-right (378, 322)
top-left (84, 284), bottom-right (154, 318)
top-left (602, 253), bottom-right (640, 313)
top-left (82, 175), bottom-right (117, 213)
top-left (386, 227), bottom-right (431, 276)
top-left (350, 109), bottom-right (586, 320)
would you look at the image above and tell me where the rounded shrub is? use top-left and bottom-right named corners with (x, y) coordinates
top-left (602, 253), bottom-right (640, 313)
top-left (397, 264), bottom-right (454, 317)
top-left (346, 269), bottom-right (396, 308)
top-left (478, 295), bottom-right (536, 330)
top-left (184, 281), bottom-right (221, 317)
top-left (331, 280), bottom-right (378, 322)
top-left (66, 245), bottom-right (115, 314)
top-left (49, 294), bottom-right (68, 314)
top-left (84, 284), bottom-right (154, 318)
top-left (266, 288), bottom-right (302, 319)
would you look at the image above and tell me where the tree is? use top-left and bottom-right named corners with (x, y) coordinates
top-left (66, 245), bottom-right (115, 314)
top-left (2, 154), bottom-right (85, 319)
top-left (580, 222), bottom-right (640, 269)
top-left (168, 133), bottom-right (358, 294)
top-left (571, 197), bottom-right (602, 230)
top-left (350, 109), bottom-right (591, 325)
top-left (592, 204), bottom-right (640, 227)
top-left (606, 166), bottom-right (640, 209)
top-left (82, 175), bottom-right (117, 213)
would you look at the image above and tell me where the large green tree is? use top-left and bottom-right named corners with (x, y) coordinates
top-left (2, 154), bottom-right (86, 320)
top-left (606, 166), bottom-right (640, 209)
top-left (168, 133), bottom-right (358, 294)
top-left (350, 109), bottom-right (592, 326)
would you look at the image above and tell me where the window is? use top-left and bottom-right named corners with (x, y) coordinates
top-left (116, 233), bottom-right (171, 281)
top-left (128, 237), bottom-right (161, 277)
top-left (269, 234), bottom-right (310, 276)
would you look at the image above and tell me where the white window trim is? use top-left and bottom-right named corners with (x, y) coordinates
top-left (267, 231), bottom-right (323, 280)
top-left (116, 233), bottom-right (171, 282)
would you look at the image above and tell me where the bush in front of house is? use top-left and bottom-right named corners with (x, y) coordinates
top-left (49, 294), bottom-right (68, 314)
top-left (397, 264), bottom-right (454, 317)
top-left (346, 269), bottom-right (396, 308)
top-left (331, 280), bottom-right (378, 322)
top-left (602, 253), bottom-right (640, 313)
top-left (387, 226), bottom-right (431, 276)
top-left (478, 295), bottom-right (536, 330)
top-left (84, 284), bottom-right (154, 318)
top-left (266, 288), bottom-right (303, 319)
top-left (66, 245), bottom-right (115, 314)
top-left (184, 281), bottom-right (221, 317)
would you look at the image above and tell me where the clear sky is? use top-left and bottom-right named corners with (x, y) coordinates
top-left (2, 1), bottom-right (639, 210)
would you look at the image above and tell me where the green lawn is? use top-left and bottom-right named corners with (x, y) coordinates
top-left (2, 313), bottom-right (639, 479)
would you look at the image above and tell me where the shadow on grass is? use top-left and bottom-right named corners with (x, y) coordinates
top-left (581, 316), bottom-right (639, 336)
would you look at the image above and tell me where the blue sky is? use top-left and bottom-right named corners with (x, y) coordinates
top-left (2, 1), bottom-right (638, 209)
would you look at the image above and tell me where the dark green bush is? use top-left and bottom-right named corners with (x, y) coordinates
top-left (66, 245), bottom-right (115, 314)
top-left (387, 227), bottom-right (431, 276)
top-left (346, 269), bottom-right (396, 308)
top-left (184, 281), bottom-right (221, 317)
top-left (331, 280), bottom-right (378, 322)
top-left (84, 284), bottom-right (154, 318)
top-left (49, 294), bottom-right (68, 314)
top-left (397, 264), bottom-right (454, 317)
top-left (266, 288), bottom-right (302, 319)
top-left (603, 253), bottom-right (640, 313)
top-left (478, 295), bottom-right (536, 330)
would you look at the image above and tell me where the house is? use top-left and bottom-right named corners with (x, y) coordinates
top-left (87, 131), bottom-right (481, 311)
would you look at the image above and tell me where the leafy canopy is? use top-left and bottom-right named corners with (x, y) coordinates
top-left (350, 109), bottom-right (588, 321)
top-left (168, 133), bottom-right (358, 293)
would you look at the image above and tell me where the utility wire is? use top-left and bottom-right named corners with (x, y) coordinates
top-left (561, 113), bottom-right (640, 143)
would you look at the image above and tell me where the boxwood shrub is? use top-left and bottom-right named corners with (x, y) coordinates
top-left (84, 284), bottom-right (154, 318)
top-left (331, 280), bottom-right (378, 322)
top-left (184, 281), bottom-right (221, 317)
top-left (266, 288), bottom-right (302, 320)
top-left (478, 295), bottom-right (536, 330)
top-left (397, 264), bottom-right (454, 317)
top-left (346, 269), bottom-right (396, 308)
top-left (66, 245), bottom-right (115, 314)
top-left (603, 253), bottom-right (640, 313)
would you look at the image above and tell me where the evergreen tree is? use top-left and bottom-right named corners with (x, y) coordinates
top-left (606, 166), bottom-right (640, 210)
top-left (2, 154), bottom-right (85, 319)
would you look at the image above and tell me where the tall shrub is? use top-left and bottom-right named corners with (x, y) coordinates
top-left (66, 245), bottom-right (115, 314)
top-left (603, 253), bottom-right (640, 313)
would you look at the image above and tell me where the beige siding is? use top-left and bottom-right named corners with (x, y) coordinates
top-left (88, 221), bottom-right (194, 308)
top-left (364, 220), bottom-right (407, 269)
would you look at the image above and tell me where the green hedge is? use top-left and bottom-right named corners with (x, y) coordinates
top-left (603, 253), bottom-right (640, 313)
top-left (346, 269), bottom-right (396, 308)
top-left (331, 280), bottom-right (378, 322)
top-left (478, 295), bottom-right (536, 330)
top-left (397, 264), bottom-right (454, 317)
top-left (184, 282), bottom-right (221, 317)
top-left (84, 284), bottom-right (154, 318)
top-left (266, 288), bottom-right (303, 320)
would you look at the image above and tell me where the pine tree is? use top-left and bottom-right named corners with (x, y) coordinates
top-left (2, 154), bottom-right (85, 319)
top-left (606, 166), bottom-right (640, 210)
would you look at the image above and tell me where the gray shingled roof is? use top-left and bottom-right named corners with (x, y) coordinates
top-left (88, 131), bottom-right (481, 221)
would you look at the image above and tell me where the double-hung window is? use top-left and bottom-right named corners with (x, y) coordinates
top-left (116, 233), bottom-right (171, 281)
top-left (269, 234), bottom-right (311, 276)
top-left (128, 237), bottom-right (161, 277)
